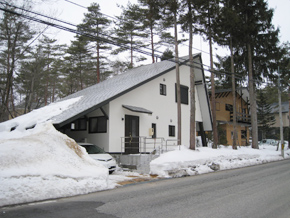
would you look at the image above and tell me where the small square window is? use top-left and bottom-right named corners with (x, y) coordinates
top-left (226, 104), bottom-right (233, 112)
top-left (89, 116), bottom-right (107, 133)
top-left (169, 125), bottom-right (175, 137)
top-left (160, 84), bottom-right (166, 96)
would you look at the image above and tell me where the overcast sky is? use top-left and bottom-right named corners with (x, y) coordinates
top-left (34, 0), bottom-right (290, 69)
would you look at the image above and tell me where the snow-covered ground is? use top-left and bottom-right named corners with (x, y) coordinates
top-left (1, 99), bottom-right (289, 207)
top-left (150, 144), bottom-right (290, 178)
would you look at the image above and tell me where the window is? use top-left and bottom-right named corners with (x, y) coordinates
top-left (226, 104), bottom-right (233, 112)
top-left (89, 116), bottom-right (107, 133)
top-left (241, 130), bottom-right (247, 139)
top-left (169, 125), bottom-right (175, 137)
top-left (71, 118), bottom-right (87, 131)
top-left (160, 84), bottom-right (166, 96)
top-left (152, 123), bottom-right (157, 138)
top-left (175, 84), bottom-right (189, 105)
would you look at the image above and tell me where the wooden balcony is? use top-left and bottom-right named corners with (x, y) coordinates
top-left (230, 111), bottom-right (251, 124)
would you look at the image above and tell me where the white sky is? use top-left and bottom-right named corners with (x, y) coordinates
top-left (33, 0), bottom-right (289, 69)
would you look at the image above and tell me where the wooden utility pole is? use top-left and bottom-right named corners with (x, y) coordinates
top-left (278, 70), bottom-right (284, 158)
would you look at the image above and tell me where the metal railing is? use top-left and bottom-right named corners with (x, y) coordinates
top-left (230, 111), bottom-right (251, 124)
top-left (120, 136), bottom-right (180, 155)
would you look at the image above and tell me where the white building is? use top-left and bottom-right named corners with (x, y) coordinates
top-left (52, 53), bottom-right (212, 154)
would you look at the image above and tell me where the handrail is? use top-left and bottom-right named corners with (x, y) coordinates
top-left (120, 136), bottom-right (180, 155)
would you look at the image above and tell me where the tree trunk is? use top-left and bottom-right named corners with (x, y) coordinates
top-left (247, 43), bottom-right (259, 149)
top-left (174, 7), bottom-right (181, 145)
top-left (288, 89), bottom-right (290, 149)
top-left (150, 25), bottom-right (155, 63)
top-left (188, 0), bottom-right (196, 150)
top-left (230, 36), bottom-right (237, 149)
top-left (209, 28), bottom-right (218, 149)
top-left (97, 40), bottom-right (100, 83)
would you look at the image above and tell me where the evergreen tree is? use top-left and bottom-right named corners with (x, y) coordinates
top-left (257, 89), bottom-right (276, 140)
top-left (38, 35), bottom-right (65, 105)
top-left (236, 0), bottom-right (280, 149)
top-left (0, 1), bottom-right (34, 121)
top-left (113, 2), bottom-right (147, 68)
top-left (16, 45), bottom-right (46, 113)
top-left (137, 0), bottom-right (163, 63)
top-left (78, 3), bottom-right (111, 83)
top-left (63, 36), bottom-right (95, 93)
top-left (160, 48), bottom-right (174, 61)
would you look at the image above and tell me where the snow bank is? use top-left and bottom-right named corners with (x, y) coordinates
top-left (0, 122), bottom-right (109, 207)
top-left (0, 97), bottom-right (81, 134)
top-left (150, 145), bottom-right (290, 178)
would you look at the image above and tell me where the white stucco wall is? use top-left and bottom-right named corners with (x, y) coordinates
top-left (108, 64), bottom-right (203, 152)
top-left (64, 104), bottom-right (110, 151)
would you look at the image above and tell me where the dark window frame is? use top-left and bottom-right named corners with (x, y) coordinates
top-left (89, 116), bottom-right (107, 133)
top-left (175, 84), bottom-right (189, 105)
top-left (241, 130), bottom-right (247, 139)
top-left (226, 104), bottom-right (233, 112)
top-left (152, 123), bottom-right (157, 138)
top-left (160, 83), bottom-right (167, 96)
top-left (71, 118), bottom-right (87, 131)
top-left (169, 125), bottom-right (175, 137)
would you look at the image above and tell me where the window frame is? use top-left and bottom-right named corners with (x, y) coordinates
top-left (71, 118), bottom-right (87, 131)
top-left (160, 83), bottom-right (167, 96)
top-left (225, 104), bottom-right (233, 112)
top-left (169, 125), bottom-right (175, 137)
top-left (89, 116), bottom-right (107, 133)
top-left (175, 84), bottom-right (189, 105)
top-left (241, 130), bottom-right (247, 139)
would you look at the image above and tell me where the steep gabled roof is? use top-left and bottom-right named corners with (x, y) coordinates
top-left (52, 54), bottom-right (201, 128)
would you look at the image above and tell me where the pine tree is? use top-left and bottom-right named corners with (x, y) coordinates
top-left (137, 0), bottom-right (163, 63)
top-left (236, 0), bottom-right (280, 149)
top-left (257, 90), bottom-right (275, 140)
top-left (64, 36), bottom-right (95, 93)
top-left (78, 3), bottom-right (111, 83)
top-left (113, 2), bottom-right (147, 68)
top-left (0, 1), bottom-right (35, 121)
top-left (38, 35), bottom-right (65, 105)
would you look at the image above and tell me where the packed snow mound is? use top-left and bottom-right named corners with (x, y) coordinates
top-left (150, 145), bottom-right (290, 178)
top-left (0, 97), bottom-right (81, 134)
top-left (0, 122), bottom-right (109, 207)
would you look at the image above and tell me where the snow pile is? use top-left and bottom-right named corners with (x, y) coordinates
top-left (150, 145), bottom-right (290, 178)
top-left (0, 121), bottom-right (110, 207)
top-left (0, 97), bottom-right (81, 133)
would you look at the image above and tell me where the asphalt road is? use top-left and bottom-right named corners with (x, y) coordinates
top-left (1, 159), bottom-right (290, 218)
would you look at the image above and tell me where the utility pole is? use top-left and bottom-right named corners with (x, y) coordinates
top-left (278, 68), bottom-right (284, 158)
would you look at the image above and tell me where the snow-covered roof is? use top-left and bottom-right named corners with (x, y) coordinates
top-left (270, 101), bottom-right (289, 114)
top-left (0, 53), bottom-right (208, 131)
top-left (51, 54), bottom-right (202, 128)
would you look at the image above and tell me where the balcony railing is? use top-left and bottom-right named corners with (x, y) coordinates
top-left (230, 111), bottom-right (251, 124)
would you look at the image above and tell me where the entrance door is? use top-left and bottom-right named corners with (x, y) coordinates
top-left (125, 115), bottom-right (139, 154)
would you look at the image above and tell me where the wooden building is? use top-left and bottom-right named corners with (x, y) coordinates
top-left (210, 88), bottom-right (251, 146)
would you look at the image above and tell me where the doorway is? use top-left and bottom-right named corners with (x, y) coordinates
top-left (124, 115), bottom-right (139, 154)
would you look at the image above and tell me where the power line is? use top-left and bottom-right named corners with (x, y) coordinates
top-left (62, 0), bottom-right (211, 56)
top-left (0, 1), bottom-right (262, 84)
